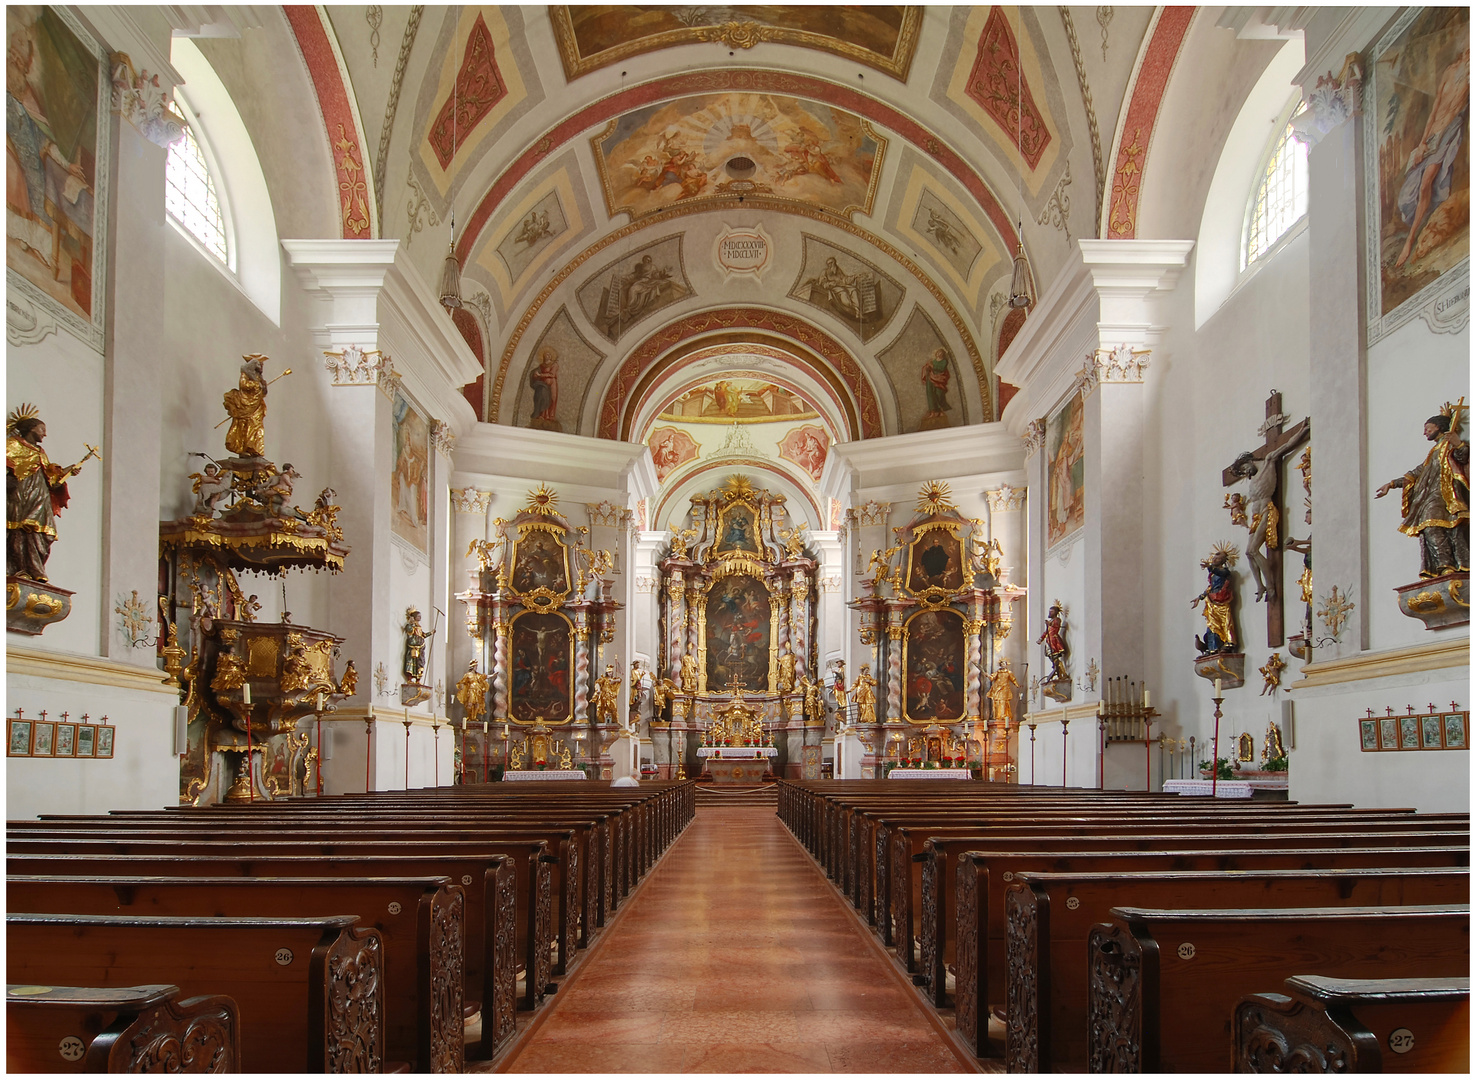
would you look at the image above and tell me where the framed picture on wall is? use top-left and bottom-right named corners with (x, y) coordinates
top-left (1379, 717), bottom-right (1399, 750)
top-left (1422, 713), bottom-right (1445, 748)
top-left (31, 721), bottom-right (54, 756)
top-left (95, 724), bottom-right (114, 759)
top-left (54, 722), bottom-right (75, 757)
top-left (1359, 719), bottom-right (1378, 751)
top-left (1442, 712), bottom-right (1467, 749)
top-left (1363, 5), bottom-right (1471, 343)
top-left (75, 724), bottom-right (95, 757)
top-left (1399, 715), bottom-right (1421, 749)
top-left (8, 719), bottom-right (32, 756)
top-left (4, 5), bottom-right (111, 352)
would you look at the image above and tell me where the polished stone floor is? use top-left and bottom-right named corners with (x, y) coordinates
top-left (504, 803), bottom-right (970, 1073)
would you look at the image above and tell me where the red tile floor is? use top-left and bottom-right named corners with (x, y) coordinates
top-left (502, 804), bottom-right (972, 1073)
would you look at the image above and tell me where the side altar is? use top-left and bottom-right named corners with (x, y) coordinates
top-left (651, 476), bottom-right (822, 779)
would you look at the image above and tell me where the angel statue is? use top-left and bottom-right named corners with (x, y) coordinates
top-left (7, 403), bottom-right (99, 582)
top-left (1374, 400), bottom-right (1468, 580)
top-left (456, 659), bottom-right (489, 724)
top-left (1191, 544), bottom-right (1240, 656)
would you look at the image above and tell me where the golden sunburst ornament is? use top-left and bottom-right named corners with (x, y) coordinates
top-left (723, 474), bottom-right (755, 497)
top-left (524, 483), bottom-right (560, 516)
top-left (6, 402), bottom-right (39, 434)
top-left (916, 481), bottom-right (956, 515)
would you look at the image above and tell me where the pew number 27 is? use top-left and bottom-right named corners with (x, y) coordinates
top-left (1388, 1028), bottom-right (1415, 1054)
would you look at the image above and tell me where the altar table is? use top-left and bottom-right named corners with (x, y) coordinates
top-left (1163, 777), bottom-right (1288, 799)
top-left (888, 768), bottom-right (972, 780)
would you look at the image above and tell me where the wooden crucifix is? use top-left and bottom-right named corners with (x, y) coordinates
top-left (1221, 390), bottom-right (1309, 647)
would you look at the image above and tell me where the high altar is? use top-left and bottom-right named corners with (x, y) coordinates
top-left (654, 476), bottom-right (820, 778)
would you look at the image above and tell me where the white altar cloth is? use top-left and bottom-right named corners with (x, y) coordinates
top-left (696, 746), bottom-right (778, 758)
top-left (1163, 779), bottom-right (1254, 798)
top-left (888, 768), bottom-right (971, 780)
top-left (502, 770), bottom-right (587, 781)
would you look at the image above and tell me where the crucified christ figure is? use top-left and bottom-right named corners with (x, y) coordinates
top-left (1229, 451), bottom-right (1280, 602)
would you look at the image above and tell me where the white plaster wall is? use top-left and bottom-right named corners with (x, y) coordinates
top-left (5, 332), bottom-right (106, 656)
top-left (7, 674), bottom-right (179, 817)
top-left (1365, 316), bottom-right (1471, 651)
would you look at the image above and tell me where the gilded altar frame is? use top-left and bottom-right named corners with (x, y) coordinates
top-left (509, 522), bottom-right (573, 611)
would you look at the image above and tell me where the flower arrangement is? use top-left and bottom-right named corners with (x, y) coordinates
top-left (1198, 756), bottom-right (1233, 780)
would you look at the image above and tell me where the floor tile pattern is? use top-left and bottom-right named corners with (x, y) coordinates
top-left (505, 805), bottom-right (968, 1073)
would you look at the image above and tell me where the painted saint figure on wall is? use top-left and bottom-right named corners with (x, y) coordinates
top-left (528, 346), bottom-right (560, 431)
top-left (1046, 392), bottom-right (1085, 549)
top-left (920, 347), bottom-right (953, 429)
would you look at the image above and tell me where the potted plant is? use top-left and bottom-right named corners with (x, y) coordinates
top-left (968, 758), bottom-right (983, 779)
top-left (1198, 756), bottom-right (1233, 780)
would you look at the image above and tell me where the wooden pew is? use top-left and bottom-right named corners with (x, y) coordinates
top-left (8, 875), bottom-right (464, 1073)
top-left (950, 845), bottom-right (1471, 1057)
top-left (1003, 867), bottom-right (1471, 1071)
top-left (7, 913), bottom-right (385, 1073)
top-left (7, 983), bottom-right (238, 1073)
top-left (15, 818), bottom-right (589, 981)
top-left (1087, 904), bottom-right (1470, 1072)
top-left (901, 824), bottom-right (1467, 990)
top-left (5, 834), bottom-right (556, 1015)
top-left (6, 851), bottom-right (519, 1056)
top-left (1235, 975), bottom-right (1470, 1074)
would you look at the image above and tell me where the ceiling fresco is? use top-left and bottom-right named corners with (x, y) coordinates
top-left (592, 93), bottom-right (885, 222)
top-left (574, 233), bottom-right (694, 342)
top-left (657, 378), bottom-right (819, 425)
top-left (787, 234), bottom-right (905, 344)
top-left (549, 5), bottom-right (923, 81)
top-left (319, 6), bottom-right (1162, 449)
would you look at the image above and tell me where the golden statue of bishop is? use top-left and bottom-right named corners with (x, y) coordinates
top-left (852, 664), bottom-right (878, 725)
top-left (222, 354), bottom-right (272, 458)
top-left (987, 659), bottom-right (1021, 725)
top-left (456, 659), bottom-right (489, 724)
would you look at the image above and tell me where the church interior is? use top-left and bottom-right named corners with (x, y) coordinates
top-left (5, 4), bottom-right (1471, 1074)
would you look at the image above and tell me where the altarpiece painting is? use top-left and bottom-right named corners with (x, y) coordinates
top-left (510, 529), bottom-right (570, 597)
top-left (509, 610), bottom-right (573, 723)
top-left (704, 574), bottom-right (772, 692)
top-left (903, 608), bottom-right (965, 723)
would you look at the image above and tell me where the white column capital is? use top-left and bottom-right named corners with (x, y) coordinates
top-left (1078, 239), bottom-right (1195, 352)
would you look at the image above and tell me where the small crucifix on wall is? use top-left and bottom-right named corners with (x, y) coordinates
top-left (1221, 390), bottom-right (1309, 647)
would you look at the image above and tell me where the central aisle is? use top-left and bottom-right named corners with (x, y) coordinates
top-left (505, 802), bottom-right (970, 1073)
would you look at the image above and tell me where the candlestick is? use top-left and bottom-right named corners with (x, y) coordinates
top-left (242, 683), bottom-right (252, 705)
top-left (1213, 678), bottom-right (1221, 698)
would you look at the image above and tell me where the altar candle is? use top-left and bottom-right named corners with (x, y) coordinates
top-left (242, 683), bottom-right (252, 705)
top-left (1144, 688), bottom-right (1150, 709)
top-left (1213, 678), bottom-right (1222, 698)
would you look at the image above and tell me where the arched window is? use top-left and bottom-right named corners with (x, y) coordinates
top-left (165, 120), bottom-right (229, 266)
top-left (1242, 99), bottom-right (1308, 269)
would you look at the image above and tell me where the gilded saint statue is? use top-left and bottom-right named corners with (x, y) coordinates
top-left (628, 659), bottom-right (647, 711)
top-left (776, 643), bottom-right (796, 694)
top-left (679, 653), bottom-right (698, 694)
top-left (222, 354), bottom-right (273, 459)
top-left (455, 659), bottom-right (488, 724)
top-left (987, 659), bottom-right (1021, 725)
top-left (852, 664), bottom-right (878, 725)
top-left (1191, 544), bottom-right (1240, 656)
top-left (592, 663), bottom-right (621, 725)
top-left (831, 660), bottom-right (848, 717)
top-left (1374, 404), bottom-right (1469, 580)
top-left (6, 404), bottom-right (98, 582)
top-left (402, 608), bottom-right (428, 684)
top-left (338, 659), bottom-right (358, 696)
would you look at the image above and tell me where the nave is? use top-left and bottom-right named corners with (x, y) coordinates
top-left (503, 795), bottom-right (970, 1074)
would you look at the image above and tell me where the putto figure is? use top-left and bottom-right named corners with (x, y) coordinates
top-left (1374, 402), bottom-right (1468, 579)
top-left (6, 404), bottom-right (98, 582)
top-left (1191, 544), bottom-right (1240, 656)
top-left (1037, 603), bottom-right (1069, 682)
